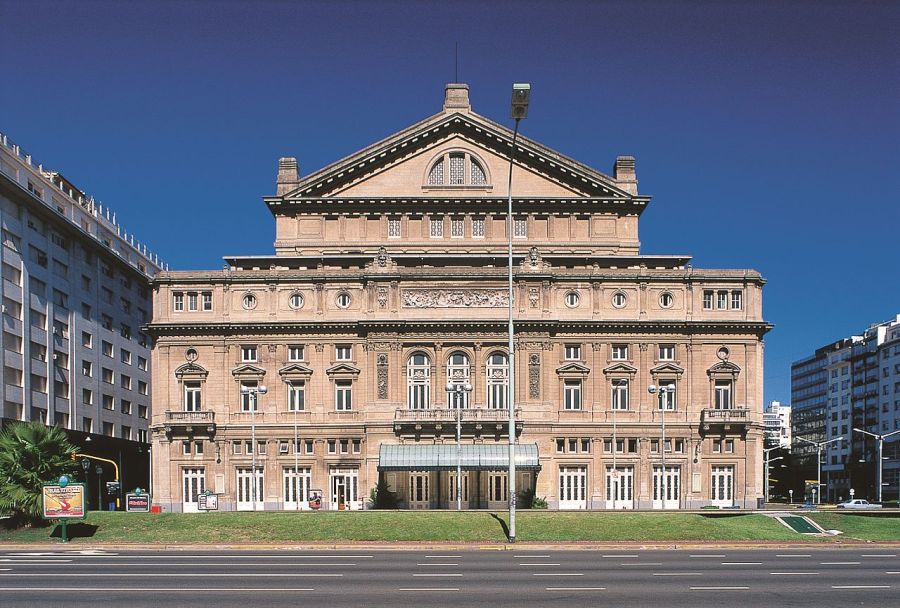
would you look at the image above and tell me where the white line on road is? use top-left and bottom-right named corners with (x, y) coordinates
top-left (652, 573), bottom-right (702, 576)
top-left (545, 587), bottom-right (606, 591)
top-left (832, 585), bottom-right (891, 589)
top-left (0, 573), bottom-right (343, 578)
top-left (776, 554), bottom-right (811, 558)
top-left (602, 554), bottom-right (638, 558)
top-left (398, 588), bottom-right (459, 592)
top-left (514, 555), bottom-right (550, 558)
top-left (520, 563), bottom-right (561, 566)
top-left (0, 559), bottom-right (72, 564)
top-left (690, 586), bottom-right (749, 591)
top-left (416, 563), bottom-right (458, 567)
top-left (770, 572), bottom-right (820, 576)
top-left (620, 563), bottom-right (663, 567)
top-left (424, 555), bottom-right (461, 559)
top-left (862, 554), bottom-right (896, 558)
top-left (532, 573), bottom-right (584, 577)
top-left (0, 588), bottom-right (316, 592)
top-left (821, 562), bottom-right (861, 565)
top-left (689, 555), bottom-right (726, 558)
top-left (413, 574), bottom-right (463, 577)
top-left (721, 562), bottom-right (762, 565)
top-left (886, 572), bottom-right (900, 574)
top-left (34, 562), bottom-right (357, 568)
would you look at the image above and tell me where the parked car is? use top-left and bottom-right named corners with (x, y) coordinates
top-left (836, 499), bottom-right (883, 509)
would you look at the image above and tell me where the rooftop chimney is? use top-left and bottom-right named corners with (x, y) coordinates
top-left (443, 83), bottom-right (471, 112)
top-left (614, 155), bottom-right (637, 195)
top-left (277, 157), bottom-right (300, 195)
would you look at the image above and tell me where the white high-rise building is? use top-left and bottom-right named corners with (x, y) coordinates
top-left (764, 400), bottom-right (791, 448)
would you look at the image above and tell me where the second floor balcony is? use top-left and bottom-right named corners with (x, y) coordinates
top-left (700, 407), bottom-right (750, 434)
top-left (163, 410), bottom-right (216, 437)
top-left (394, 407), bottom-right (523, 438)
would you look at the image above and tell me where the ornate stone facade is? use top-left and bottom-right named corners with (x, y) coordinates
top-left (148, 84), bottom-right (770, 512)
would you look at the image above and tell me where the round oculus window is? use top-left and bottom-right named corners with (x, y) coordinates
top-left (564, 291), bottom-right (580, 308)
top-left (289, 292), bottom-right (304, 309)
top-left (659, 292), bottom-right (674, 308)
top-left (336, 292), bottom-right (351, 309)
top-left (612, 291), bottom-right (627, 308)
top-left (242, 293), bottom-right (257, 310)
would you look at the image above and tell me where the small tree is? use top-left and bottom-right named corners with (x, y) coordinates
top-left (369, 476), bottom-right (400, 509)
top-left (0, 421), bottom-right (77, 525)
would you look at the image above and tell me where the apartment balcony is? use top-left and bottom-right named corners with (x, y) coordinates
top-left (700, 407), bottom-right (750, 435)
top-left (393, 407), bottom-right (523, 438)
top-left (163, 410), bottom-right (216, 437)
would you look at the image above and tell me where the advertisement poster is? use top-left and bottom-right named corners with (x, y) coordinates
top-left (42, 484), bottom-right (86, 519)
top-left (308, 489), bottom-right (323, 510)
top-left (126, 493), bottom-right (151, 512)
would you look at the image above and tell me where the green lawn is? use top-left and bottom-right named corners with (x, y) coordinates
top-left (1, 511), bottom-right (897, 544)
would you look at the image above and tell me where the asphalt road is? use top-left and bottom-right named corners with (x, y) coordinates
top-left (0, 547), bottom-right (896, 607)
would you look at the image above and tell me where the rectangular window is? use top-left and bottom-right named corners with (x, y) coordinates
top-left (556, 438), bottom-right (565, 452)
top-left (659, 344), bottom-right (675, 361)
top-left (81, 302), bottom-right (92, 320)
top-left (450, 217), bottom-right (464, 238)
top-left (611, 344), bottom-right (628, 360)
top-left (449, 154), bottom-right (465, 185)
top-left (612, 380), bottom-right (629, 411)
top-left (138, 404), bottom-right (148, 419)
top-left (658, 384), bottom-right (676, 411)
top-left (714, 380), bottom-right (733, 409)
top-left (173, 293), bottom-right (184, 311)
top-left (120, 399), bottom-right (131, 415)
top-left (102, 368), bottom-right (114, 384)
top-left (335, 345), bottom-right (352, 361)
top-left (232, 441), bottom-right (242, 455)
top-left (82, 388), bottom-right (93, 405)
top-left (731, 290), bottom-right (743, 309)
top-left (340, 439), bottom-right (349, 454)
top-left (335, 380), bottom-right (352, 411)
top-left (202, 292), bottom-right (213, 311)
top-left (120, 323), bottom-right (131, 339)
top-left (101, 314), bottom-right (112, 330)
top-left (564, 380), bottom-right (582, 410)
top-left (241, 345), bottom-right (257, 362)
top-left (53, 288), bottom-right (68, 309)
top-left (287, 380), bottom-right (305, 412)
top-left (352, 439), bottom-right (361, 454)
top-left (82, 360), bottom-right (92, 377)
top-left (102, 394), bottom-right (114, 410)
top-left (184, 381), bottom-right (202, 411)
top-left (388, 217), bottom-right (401, 238)
top-left (703, 290), bottom-right (713, 309)
top-left (82, 417), bottom-right (92, 433)
top-left (138, 356), bottom-right (147, 371)
top-left (564, 344), bottom-right (581, 360)
top-left (120, 297), bottom-right (131, 314)
top-left (305, 439), bottom-right (314, 455)
top-left (187, 293), bottom-right (198, 311)
top-left (328, 439), bottom-right (336, 454)
top-left (430, 216), bottom-right (443, 238)
top-left (716, 290), bottom-right (728, 309)
top-left (472, 217), bottom-right (485, 238)
top-left (513, 217), bottom-right (527, 238)
top-left (240, 381), bottom-right (258, 412)
top-left (288, 345), bottom-right (304, 361)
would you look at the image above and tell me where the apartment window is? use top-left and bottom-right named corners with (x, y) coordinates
top-left (120, 323), bottom-right (131, 339)
top-left (187, 293), bottom-right (198, 311)
top-left (121, 297), bottom-right (131, 314)
top-left (138, 356), bottom-right (147, 371)
top-left (121, 349), bottom-right (132, 365)
top-left (352, 439), bottom-right (361, 454)
top-left (137, 429), bottom-right (148, 443)
top-left (288, 345), bottom-right (304, 361)
top-left (53, 289), bottom-right (68, 309)
top-left (202, 292), bottom-right (213, 311)
top-left (564, 344), bottom-right (581, 360)
top-left (138, 404), bottom-right (148, 419)
top-left (101, 368), bottom-right (113, 384)
top-left (335, 345), bottom-right (352, 361)
top-left (430, 216), bottom-right (444, 238)
top-left (102, 394), bottom-right (114, 410)
top-left (611, 344), bottom-right (629, 360)
top-left (287, 380), bottom-right (305, 412)
top-left (659, 344), bottom-right (675, 361)
top-left (612, 380), bottom-right (629, 411)
top-left (472, 217), bottom-right (485, 238)
top-left (328, 439), bottom-right (336, 454)
top-left (388, 217), bottom-right (401, 238)
top-left (335, 380), bottom-right (353, 411)
top-left (81, 302), bottom-right (92, 320)
top-left (120, 399), bottom-right (131, 415)
top-left (82, 417), bottom-right (92, 433)
top-left (31, 277), bottom-right (46, 296)
top-left (448, 217), bottom-right (463, 238)
top-left (173, 293), bottom-right (184, 311)
top-left (703, 290), bottom-right (713, 309)
top-left (725, 439), bottom-right (734, 453)
top-left (101, 314), bottom-right (113, 330)
top-left (138, 333), bottom-right (148, 348)
top-left (52, 259), bottom-right (68, 279)
top-left (241, 345), bottom-right (257, 362)
top-left (82, 389), bottom-right (93, 405)
top-left (714, 380), bottom-right (733, 410)
top-left (305, 439), bottom-right (314, 454)
top-left (102, 422), bottom-right (114, 437)
top-left (183, 441), bottom-right (192, 456)
top-left (121, 374), bottom-right (132, 390)
top-left (731, 290), bottom-right (743, 309)
top-left (232, 441), bottom-right (242, 455)
top-left (2, 262), bottom-right (22, 286)
top-left (716, 290), bottom-right (728, 309)
top-left (2, 229), bottom-right (21, 251)
top-left (30, 245), bottom-right (48, 267)
top-left (82, 361), bottom-right (93, 377)
top-left (564, 380), bottom-right (582, 410)
top-left (340, 439), bottom-right (349, 454)
top-left (513, 217), bottom-right (527, 238)
top-left (81, 275), bottom-right (91, 290)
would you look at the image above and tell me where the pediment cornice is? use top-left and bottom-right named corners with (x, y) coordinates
top-left (602, 362), bottom-right (638, 375)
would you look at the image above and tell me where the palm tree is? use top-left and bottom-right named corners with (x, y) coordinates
top-left (0, 421), bottom-right (77, 525)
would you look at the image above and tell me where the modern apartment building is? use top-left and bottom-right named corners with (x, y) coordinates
top-left (0, 131), bottom-right (163, 444)
top-left (763, 400), bottom-right (791, 449)
top-left (149, 83), bottom-right (770, 512)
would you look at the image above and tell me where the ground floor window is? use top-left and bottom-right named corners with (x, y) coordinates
top-left (283, 467), bottom-right (311, 508)
top-left (182, 467), bottom-right (205, 513)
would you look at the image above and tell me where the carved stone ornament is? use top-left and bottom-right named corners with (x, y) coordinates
top-left (376, 353), bottom-right (389, 366)
top-left (528, 354), bottom-right (540, 399)
top-left (377, 367), bottom-right (388, 399)
top-left (529, 287), bottom-right (539, 308)
top-left (377, 286), bottom-right (388, 309)
top-left (401, 288), bottom-right (510, 308)
top-left (314, 344), bottom-right (324, 352)
top-left (377, 246), bottom-right (389, 267)
top-left (529, 246), bottom-right (540, 267)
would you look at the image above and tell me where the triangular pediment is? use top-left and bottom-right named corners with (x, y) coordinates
top-left (273, 110), bottom-right (636, 202)
top-left (325, 363), bottom-right (361, 376)
top-left (278, 363), bottom-right (314, 377)
top-left (602, 362), bottom-right (638, 375)
top-left (231, 364), bottom-right (266, 378)
top-left (174, 362), bottom-right (208, 380)
top-left (707, 361), bottom-right (741, 377)
top-left (556, 362), bottom-right (592, 376)
top-left (650, 362), bottom-right (685, 376)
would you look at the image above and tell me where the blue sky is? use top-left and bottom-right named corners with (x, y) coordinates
top-left (1, 1), bottom-right (898, 404)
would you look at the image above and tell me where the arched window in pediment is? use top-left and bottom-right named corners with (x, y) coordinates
top-left (424, 150), bottom-right (491, 188)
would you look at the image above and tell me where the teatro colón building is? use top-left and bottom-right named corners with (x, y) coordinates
top-left (148, 83), bottom-right (770, 512)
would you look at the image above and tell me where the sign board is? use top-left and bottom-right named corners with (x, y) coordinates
top-left (126, 493), bottom-right (151, 512)
top-left (42, 483), bottom-right (86, 519)
top-left (198, 492), bottom-right (219, 511)
top-left (106, 481), bottom-right (120, 495)
top-left (308, 489), bottom-right (323, 510)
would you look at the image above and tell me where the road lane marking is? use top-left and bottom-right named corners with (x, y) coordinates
top-left (0, 588), bottom-right (316, 592)
top-left (862, 554), bottom-right (896, 558)
top-left (520, 563), bottom-right (561, 566)
top-left (652, 573), bottom-right (702, 576)
top-left (602, 554), bottom-right (638, 558)
top-left (832, 585), bottom-right (891, 589)
top-left (776, 554), bottom-right (811, 558)
top-left (416, 563), bottom-right (458, 566)
top-left (424, 555), bottom-right (461, 559)
top-left (81, 555), bottom-right (371, 559)
top-left (0, 559), bottom-right (72, 564)
top-left (770, 572), bottom-right (820, 576)
top-left (514, 555), bottom-right (550, 558)
top-left (690, 586), bottom-right (749, 590)
top-left (0, 573), bottom-right (343, 578)
top-left (821, 561), bottom-right (861, 565)
top-left (885, 572), bottom-right (900, 574)
top-left (689, 554), bottom-right (726, 558)
top-left (545, 587), bottom-right (606, 591)
top-left (413, 574), bottom-right (463, 577)
top-left (620, 563), bottom-right (663, 566)
top-left (39, 562), bottom-right (357, 567)
top-left (533, 573), bottom-right (584, 577)
top-left (721, 562), bottom-right (762, 565)
top-left (398, 588), bottom-right (459, 591)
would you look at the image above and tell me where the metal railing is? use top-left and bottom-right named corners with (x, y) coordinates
top-left (701, 407), bottom-right (750, 423)
top-left (165, 410), bottom-right (215, 423)
top-left (394, 408), bottom-right (519, 423)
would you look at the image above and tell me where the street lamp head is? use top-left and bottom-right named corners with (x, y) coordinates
top-left (510, 83), bottom-right (531, 119)
top-left (663, 384), bottom-right (675, 392)
top-left (258, 385), bottom-right (268, 395)
top-left (80, 458), bottom-right (90, 472)
top-left (445, 382), bottom-right (455, 393)
top-left (647, 384), bottom-right (658, 395)
top-left (463, 382), bottom-right (473, 392)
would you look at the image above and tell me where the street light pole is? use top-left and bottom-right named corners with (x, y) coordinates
top-left (852, 428), bottom-right (900, 503)
top-left (447, 382), bottom-right (473, 511)
top-left (796, 436), bottom-right (843, 504)
top-left (507, 82), bottom-right (530, 544)
top-left (241, 384), bottom-right (268, 511)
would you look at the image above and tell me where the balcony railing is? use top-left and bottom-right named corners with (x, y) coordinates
top-left (700, 407), bottom-right (750, 432)
top-left (163, 410), bottom-right (216, 437)
top-left (394, 407), bottom-right (522, 437)
top-left (165, 410), bottom-right (215, 424)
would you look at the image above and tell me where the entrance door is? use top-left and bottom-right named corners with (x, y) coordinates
top-left (330, 468), bottom-right (358, 510)
top-left (409, 472), bottom-right (431, 509)
top-left (236, 467), bottom-right (264, 511)
top-left (605, 466), bottom-right (634, 509)
top-left (558, 466), bottom-right (587, 510)
top-left (710, 465), bottom-right (734, 507)
top-left (652, 465), bottom-right (680, 509)
top-left (448, 472), bottom-right (469, 508)
top-left (182, 467), bottom-right (205, 513)
top-left (283, 467), bottom-right (311, 510)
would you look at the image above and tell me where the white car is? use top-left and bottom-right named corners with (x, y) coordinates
top-left (837, 499), bottom-right (883, 509)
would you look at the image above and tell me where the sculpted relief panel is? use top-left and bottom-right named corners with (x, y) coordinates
top-left (401, 289), bottom-right (509, 308)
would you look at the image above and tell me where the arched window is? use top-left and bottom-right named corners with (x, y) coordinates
top-left (449, 153), bottom-right (465, 185)
top-left (447, 352), bottom-right (471, 408)
top-left (407, 352), bottom-right (431, 410)
top-left (486, 352), bottom-right (509, 410)
top-left (471, 159), bottom-right (487, 185)
top-left (428, 159), bottom-right (444, 185)
top-left (424, 151), bottom-right (491, 188)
